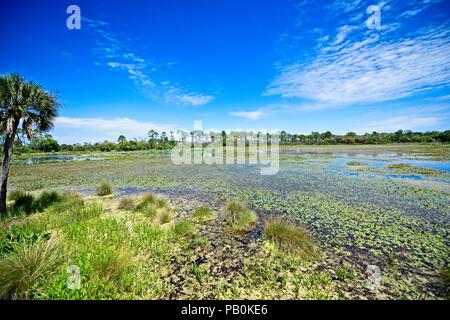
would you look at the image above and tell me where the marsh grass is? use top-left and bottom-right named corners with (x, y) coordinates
top-left (93, 248), bottom-right (132, 282)
top-left (264, 217), bottom-right (320, 260)
top-left (134, 193), bottom-right (170, 219)
top-left (117, 197), bottom-right (136, 210)
top-left (32, 191), bottom-right (62, 212)
top-left (156, 208), bottom-right (173, 225)
top-left (10, 192), bottom-right (35, 215)
top-left (174, 220), bottom-right (197, 238)
top-left (96, 182), bottom-right (113, 196)
top-left (191, 207), bottom-right (217, 223)
top-left (0, 238), bottom-right (61, 299)
top-left (222, 201), bottom-right (257, 231)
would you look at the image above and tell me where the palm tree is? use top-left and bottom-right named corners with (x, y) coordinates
top-left (0, 74), bottom-right (58, 215)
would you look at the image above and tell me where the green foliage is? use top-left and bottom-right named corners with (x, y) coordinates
top-left (32, 191), bottom-right (62, 212)
top-left (117, 197), bottom-right (136, 210)
top-left (10, 192), bottom-right (35, 215)
top-left (174, 220), bottom-right (197, 238)
top-left (30, 134), bottom-right (60, 152)
top-left (156, 208), bottom-right (173, 225)
top-left (222, 201), bottom-right (257, 232)
top-left (264, 217), bottom-right (320, 260)
top-left (96, 182), bottom-right (112, 196)
top-left (92, 248), bottom-right (132, 282)
top-left (0, 238), bottom-right (61, 299)
top-left (335, 266), bottom-right (356, 281)
top-left (191, 207), bottom-right (217, 223)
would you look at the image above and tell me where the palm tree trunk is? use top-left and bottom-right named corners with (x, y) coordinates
top-left (0, 127), bottom-right (17, 215)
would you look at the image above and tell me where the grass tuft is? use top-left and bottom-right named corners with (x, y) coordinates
top-left (222, 200), bottom-right (257, 231)
top-left (0, 238), bottom-right (61, 299)
top-left (264, 216), bottom-right (320, 260)
top-left (117, 197), bottom-right (136, 211)
top-left (93, 248), bottom-right (132, 282)
top-left (191, 207), bottom-right (217, 223)
top-left (174, 220), bottom-right (197, 238)
top-left (96, 182), bottom-right (113, 196)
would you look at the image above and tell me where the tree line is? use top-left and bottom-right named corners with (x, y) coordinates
top-left (10, 129), bottom-right (450, 153)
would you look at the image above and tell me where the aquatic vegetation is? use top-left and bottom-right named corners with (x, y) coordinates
top-left (346, 161), bottom-right (368, 166)
top-left (264, 216), bottom-right (320, 260)
top-left (0, 238), bottom-right (61, 299)
top-left (96, 182), bottom-right (113, 196)
top-left (5, 144), bottom-right (450, 299)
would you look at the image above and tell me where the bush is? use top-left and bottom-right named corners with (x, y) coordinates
top-left (117, 197), bottom-right (136, 210)
top-left (264, 217), bottom-right (320, 260)
top-left (222, 200), bottom-right (257, 231)
top-left (174, 220), bottom-right (197, 238)
top-left (191, 207), bottom-right (217, 223)
top-left (0, 238), bottom-right (61, 299)
top-left (96, 182), bottom-right (112, 196)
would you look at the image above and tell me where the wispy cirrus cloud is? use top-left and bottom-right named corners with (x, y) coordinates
top-left (83, 17), bottom-right (214, 106)
top-left (267, 0), bottom-right (449, 110)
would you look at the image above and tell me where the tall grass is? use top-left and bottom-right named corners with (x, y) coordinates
top-left (117, 197), bottom-right (136, 210)
top-left (222, 200), bottom-right (257, 231)
top-left (264, 217), bottom-right (320, 260)
top-left (191, 207), bottom-right (217, 223)
top-left (96, 182), bottom-right (113, 196)
top-left (0, 238), bottom-right (61, 299)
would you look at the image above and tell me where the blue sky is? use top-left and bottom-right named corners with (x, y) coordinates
top-left (1, 0), bottom-right (449, 143)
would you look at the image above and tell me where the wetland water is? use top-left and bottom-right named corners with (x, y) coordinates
top-left (10, 145), bottom-right (450, 297)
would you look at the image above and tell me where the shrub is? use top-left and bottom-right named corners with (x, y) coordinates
top-left (191, 207), bottom-right (217, 223)
top-left (117, 197), bottom-right (136, 210)
top-left (0, 238), bottom-right (61, 299)
top-left (96, 182), bottom-right (112, 196)
top-left (264, 217), bottom-right (321, 260)
top-left (222, 200), bottom-right (257, 231)
top-left (174, 220), bottom-right (197, 238)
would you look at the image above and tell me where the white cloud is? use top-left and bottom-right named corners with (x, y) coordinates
top-left (53, 117), bottom-right (177, 144)
top-left (266, 25), bottom-right (450, 108)
top-left (229, 110), bottom-right (267, 120)
top-left (359, 115), bottom-right (442, 133)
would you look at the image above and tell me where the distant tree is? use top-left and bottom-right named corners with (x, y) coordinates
top-left (118, 134), bottom-right (126, 143)
top-left (31, 134), bottom-right (60, 152)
